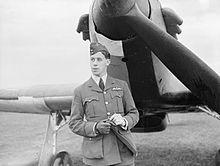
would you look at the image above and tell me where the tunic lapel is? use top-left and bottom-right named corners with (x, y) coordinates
top-left (87, 77), bottom-right (103, 92)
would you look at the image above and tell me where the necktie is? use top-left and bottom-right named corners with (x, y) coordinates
top-left (99, 78), bottom-right (105, 91)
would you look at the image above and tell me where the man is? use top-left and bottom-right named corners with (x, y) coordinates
top-left (69, 42), bottom-right (139, 166)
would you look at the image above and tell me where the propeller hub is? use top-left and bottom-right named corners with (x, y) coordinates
top-left (98, 0), bottom-right (135, 17)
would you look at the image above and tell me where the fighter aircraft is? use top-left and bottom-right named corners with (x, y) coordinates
top-left (0, 0), bottom-right (219, 165)
top-left (76, 0), bottom-right (220, 129)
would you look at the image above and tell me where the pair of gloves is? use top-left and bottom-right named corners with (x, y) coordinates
top-left (95, 114), bottom-right (126, 135)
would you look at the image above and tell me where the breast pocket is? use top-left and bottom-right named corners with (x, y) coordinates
top-left (110, 91), bottom-right (124, 114)
top-left (83, 96), bottom-right (99, 116)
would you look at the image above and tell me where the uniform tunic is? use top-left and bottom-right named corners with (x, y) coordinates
top-left (69, 76), bottom-right (139, 166)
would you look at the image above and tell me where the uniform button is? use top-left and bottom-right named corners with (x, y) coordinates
top-left (105, 101), bottom-right (108, 105)
top-left (89, 138), bottom-right (92, 141)
top-left (107, 112), bottom-right (111, 116)
top-left (103, 91), bottom-right (107, 94)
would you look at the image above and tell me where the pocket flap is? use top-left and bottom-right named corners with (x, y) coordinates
top-left (83, 96), bottom-right (99, 105)
top-left (110, 91), bottom-right (123, 98)
top-left (84, 135), bottom-right (103, 141)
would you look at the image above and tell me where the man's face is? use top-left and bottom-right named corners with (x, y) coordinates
top-left (90, 52), bottom-right (110, 77)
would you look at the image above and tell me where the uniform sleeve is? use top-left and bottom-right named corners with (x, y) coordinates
top-left (122, 81), bottom-right (139, 130)
top-left (68, 87), bottom-right (97, 137)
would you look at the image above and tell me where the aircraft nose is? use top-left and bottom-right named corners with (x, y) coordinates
top-left (98, 0), bottom-right (135, 17)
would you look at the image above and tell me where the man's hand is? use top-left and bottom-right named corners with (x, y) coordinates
top-left (95, 120), bottom-right (111, 135)
top-left (109, 114), bottom-right (126, 127)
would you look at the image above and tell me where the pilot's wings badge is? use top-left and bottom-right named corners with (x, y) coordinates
top-left (112, 87), bottom-right (122, 91)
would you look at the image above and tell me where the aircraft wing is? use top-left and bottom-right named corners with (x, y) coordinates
top-left (0, 84), bottom-right (75, 114)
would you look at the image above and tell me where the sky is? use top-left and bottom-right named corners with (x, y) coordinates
top-left (0, 0), bottom-right (219, 89)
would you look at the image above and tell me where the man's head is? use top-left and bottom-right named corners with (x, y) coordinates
top-left (90, 42), bottom-right (111, 77)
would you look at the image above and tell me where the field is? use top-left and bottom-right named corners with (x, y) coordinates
top-left (1, 112), bottom-right (220, 166)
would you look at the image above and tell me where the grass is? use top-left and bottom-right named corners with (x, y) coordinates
top-left (1, 112), bottom-right (220, 166)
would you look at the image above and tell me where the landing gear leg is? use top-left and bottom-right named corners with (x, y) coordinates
top-left (38, 110), bottom-right (72, 166)
top-left (215, 149), bottom-right (220, 166)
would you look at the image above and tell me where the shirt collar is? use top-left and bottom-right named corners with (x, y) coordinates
top-left (91, 73), bottom-right (107, 86)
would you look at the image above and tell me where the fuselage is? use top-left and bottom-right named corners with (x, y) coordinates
top-left (89, 0), bottom-right (195, 110)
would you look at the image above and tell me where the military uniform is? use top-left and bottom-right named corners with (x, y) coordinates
top-left (69, 75), bottom-right (139, 166)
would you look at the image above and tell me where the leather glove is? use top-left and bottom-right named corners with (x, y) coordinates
top-left (95, 120), bottom-right (111, 135)
top-left (109, 114), bottom-right (126, 127)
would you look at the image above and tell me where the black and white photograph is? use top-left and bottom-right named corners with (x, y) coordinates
top-left (0, 0), bottom-right (220, 165)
